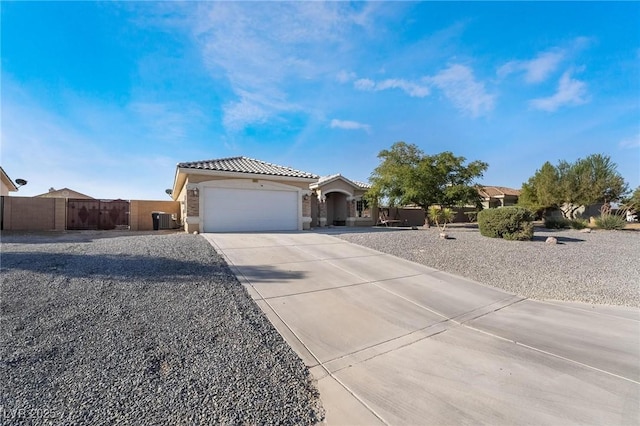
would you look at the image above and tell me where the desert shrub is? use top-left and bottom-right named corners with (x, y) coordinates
top-left (569, 218), bottom-right (588, 230)
top-left (595, 214), bottom-right (626, 230)
top-left (544, 217), bottom-right (570, 229)
top-left (478, 207), bottom-right (535, 241)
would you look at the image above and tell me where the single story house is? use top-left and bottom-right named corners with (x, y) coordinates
top-left (171, 157), bottom-right (377, 233)
top-left (477, 186), bottom-right (520, 209)
top-left (172, 157), bottom-right (318, 233)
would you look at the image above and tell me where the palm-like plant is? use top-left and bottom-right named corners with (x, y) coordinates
top-left (428, 206), bottom-right (455, 236)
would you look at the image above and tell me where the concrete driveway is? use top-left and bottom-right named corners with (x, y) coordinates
top-left (202, 231), bottom-right (640, 425)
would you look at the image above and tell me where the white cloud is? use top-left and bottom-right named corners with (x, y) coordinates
top-left (497, 38), bottom-right (591, 84)
top-left (336, 70), bottom-right (357, 83)
top-left (427, 64), bottom-right (495, 117)
top-left (498, 50), bottom-right (565, 83)
top-left (330, 119), bottom-right (371, 133)
top-left (190, 2), bottom-right (378, 131)
top-left (354, 78), bottom-right (376, 91)
top-left (222, 90), bottom-right (302, 131)
top-left (619, 133), bottom-right (640, 149)
top-left (529, 70), bottom-right (589, 111)
top-left (353, 78), bottom-right (430, 97)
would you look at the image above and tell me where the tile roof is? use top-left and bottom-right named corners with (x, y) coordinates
top-left (178, 156), bottom-right (318, 179)
top-left (478, 186), bottom-right (521, 198)
top-left (314, 173), bottom-right (371, 189)
top-left (352, 180), bottom-right (371, 189)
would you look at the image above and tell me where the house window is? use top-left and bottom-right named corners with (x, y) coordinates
top-left (356, 199), bottom-right (370, 218)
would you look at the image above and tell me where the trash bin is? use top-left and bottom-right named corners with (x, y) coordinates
top-left (151, 212), bottom-right (161, 230)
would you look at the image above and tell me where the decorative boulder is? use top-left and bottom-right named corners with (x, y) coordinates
top-left (580, 228), bottom-right (592, 233)
top-left (439, 232), bottom-right (448, 240)
top-left (545, 236), bottom-right (558, 244)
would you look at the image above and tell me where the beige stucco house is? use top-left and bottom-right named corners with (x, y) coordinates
top-left (1, 167), bottom-right (19, 196)
top-left (171, 157), bottom-right (378, 233)
top-left (478, 186), bottom-right (520, 209)
top-left (171, 157), bottom-right (319, 233)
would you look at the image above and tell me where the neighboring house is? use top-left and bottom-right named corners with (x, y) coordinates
top-left (172, 156), bottom-right (318, 233)
top-left (35, 187), bottom-right (94, 199)
top-left (309, 174), bottom-right (374, 227)
top-left (1, 167), bottom-right (19, 196)
top-left (477, 186), bottom-right (521, 209)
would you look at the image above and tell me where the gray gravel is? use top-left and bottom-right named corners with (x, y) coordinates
top-left (1, 231), bottom-right (324, 425)
top-left (332, 225), bottom-right (640, 307)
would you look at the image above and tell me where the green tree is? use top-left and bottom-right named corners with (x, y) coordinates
top-left (519, 161), bottom-right (559, 216)
top-left (518, 154), bottom-right (629, 219)
top-left (620, 186), bottom-right (640, 213)
top-left (366, 142), bottom-right (488, 211)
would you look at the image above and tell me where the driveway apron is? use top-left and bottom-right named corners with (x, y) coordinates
top-left (202, 232), bottom-right (640, 425)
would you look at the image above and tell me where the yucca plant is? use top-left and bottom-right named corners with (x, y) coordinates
top-left (428, 206), bottom-right (455, 238)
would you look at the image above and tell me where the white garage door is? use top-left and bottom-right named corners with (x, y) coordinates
top-left (203, 187), bottom-right (298, 232)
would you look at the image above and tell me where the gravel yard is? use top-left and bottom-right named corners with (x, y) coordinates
top-left (334, 225), bottom-right (640, 307)
top-left (1, 232), bottom-right (323, 425)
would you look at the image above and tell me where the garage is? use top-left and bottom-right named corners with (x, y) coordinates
top-left (203, 187), bottom-right (298, 232)
top-left (172, 156), bottom-right (318, 233)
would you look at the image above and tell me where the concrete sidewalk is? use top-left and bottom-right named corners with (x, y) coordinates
top-left (202, 232), bottom-right (640, 425)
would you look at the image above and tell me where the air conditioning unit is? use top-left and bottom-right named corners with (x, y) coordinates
top-left (158, 213), bottom-right (172, 229)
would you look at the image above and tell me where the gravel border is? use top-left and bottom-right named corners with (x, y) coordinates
top-left (1, 232), bottom-right (324, 425)
top-left (332, 225), bottom-right (640, 307)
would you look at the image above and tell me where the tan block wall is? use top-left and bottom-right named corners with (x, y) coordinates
top-left (130, 200), bottom-right (181, 231)
top-left (387, 207), bottom-right (426, 227)
top-left (54, 198), bottom-right (66, 230)
top-left (1, 196), bottom-right (64, 231)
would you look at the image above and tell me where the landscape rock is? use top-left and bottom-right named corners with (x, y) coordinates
top-left (1, 233), bottom-right (324, 425)
top-left (337, 226), bottom-right (639, 307)
top-left (546, 236), bottom-right (558, 244)
top-left (580, 228), bottom-right (592, 233)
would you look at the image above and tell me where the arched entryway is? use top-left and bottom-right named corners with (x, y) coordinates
top-left (325, 191), bottom-right (348, 226)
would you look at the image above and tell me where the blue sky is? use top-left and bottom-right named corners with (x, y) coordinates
top-left (2, 1), bottom-right (639, 200)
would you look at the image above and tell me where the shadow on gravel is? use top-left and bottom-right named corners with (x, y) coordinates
top-left (0, 230), bottom-right (178, 244)
top-left (531, 235), bottom-right (585, 244)
top-left (1, 252), bottom-right (223, 279)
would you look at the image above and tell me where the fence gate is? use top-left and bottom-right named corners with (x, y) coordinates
top-left (67, 199), bottom-right (130, 230)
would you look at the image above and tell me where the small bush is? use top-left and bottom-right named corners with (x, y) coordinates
top-left (570, 218), bottom-right (588, 230)
top-left (595, 214), bottom-right (626, 230)
top-left (478, 207), bottom-right (535, 241)
top-left (544, 217), bottom-right (570, 229)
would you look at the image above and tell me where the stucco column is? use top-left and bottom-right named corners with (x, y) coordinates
top-left (184, 186), bottom-right (200, 233)
top-left (318, 195), bottom-right (327, 227)
top-left (302, 192), bottom-right (312, 230)
top-left (346, 197), bottom-right (357, 226)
